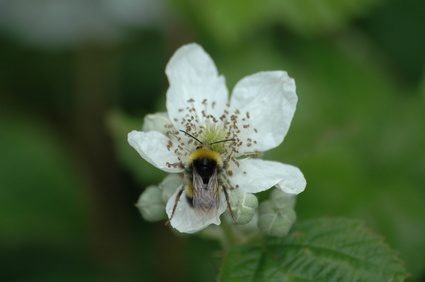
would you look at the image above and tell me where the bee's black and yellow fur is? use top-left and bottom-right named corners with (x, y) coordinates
top-left (169, 131), bottom-right (235, 222)
top-left (185, 147), bottom-right (222, 211)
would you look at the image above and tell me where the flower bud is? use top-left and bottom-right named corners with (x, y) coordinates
top-left (159, 174), bottom-right (183, 202)
top-left (228, 189), bottom-right (258, 225)
top-left (270, 188), bottom-right (296, 209)
top-left (258, 200), bottom-right (296, 237)
top-left (142, 112), bottom-right (171, 134)
top-left (136, 186), bottom-right (166, 222)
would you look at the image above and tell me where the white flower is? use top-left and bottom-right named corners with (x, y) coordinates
top-left (128, 43), bottom-right (306, 233)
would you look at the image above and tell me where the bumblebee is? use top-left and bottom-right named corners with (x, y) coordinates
top-left (169, 130), bottom-right (235, 221)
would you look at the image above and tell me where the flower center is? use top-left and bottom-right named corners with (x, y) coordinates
top-left (165, 98), bottom-right (258, 170)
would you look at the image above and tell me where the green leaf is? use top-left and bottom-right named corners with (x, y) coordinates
top-left (220, 218), bottom-right (408, 282)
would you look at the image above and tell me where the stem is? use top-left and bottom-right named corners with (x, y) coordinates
top-left (220, 220), bottom-right (240, 250)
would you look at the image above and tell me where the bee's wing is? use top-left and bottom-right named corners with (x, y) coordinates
top-left (192, 167), bottom-right (220, 212)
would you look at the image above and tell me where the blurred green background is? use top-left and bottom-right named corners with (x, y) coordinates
top-left (0, 0), bottom-right (424, 281)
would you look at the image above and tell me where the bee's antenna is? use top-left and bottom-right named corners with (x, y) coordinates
top-left (210, 138), bottom-right (235, 145)
top-left (179, 130), bottom-right (203, 144)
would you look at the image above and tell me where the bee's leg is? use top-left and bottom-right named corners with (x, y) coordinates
top-left (165, 187), bottom-right (184, 226)
top-left (220, 171), bottom-right (235, 190)
top-left (222, 185), bottom-right (237, 223)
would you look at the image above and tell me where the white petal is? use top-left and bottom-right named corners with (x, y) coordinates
top-left (142, 112), bottom-right (172, 134)
top-left (230, 71), bottom-right (297, 153)
top-left (227, 159), bottom-right (305, 194)
top-left (128, 130), bottom-right (184, 173)
top-left (276, 164), bottom-right (306, 195)
top-left (165, 43), bottom-right (229, 128)
top-left (165, 187), bottom-right (227, 233)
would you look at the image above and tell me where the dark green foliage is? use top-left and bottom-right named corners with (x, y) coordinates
top-left (220, 219), bottom-right (408, 282)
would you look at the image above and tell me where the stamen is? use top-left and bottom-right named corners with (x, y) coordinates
top-left (165, 97), bottom-right (254, 174)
